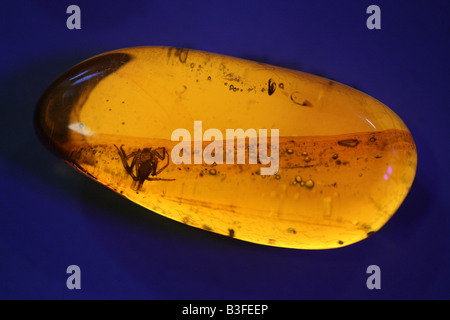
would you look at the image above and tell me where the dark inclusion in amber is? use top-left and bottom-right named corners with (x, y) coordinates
top-left (35, 47), bottom-right (417, 249)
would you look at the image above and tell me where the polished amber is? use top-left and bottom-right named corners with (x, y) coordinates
top-left (35, 47), bottom-right (417, 249)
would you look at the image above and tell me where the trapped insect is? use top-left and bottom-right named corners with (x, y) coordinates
top-left (114, 144), bottom-right (174, 190)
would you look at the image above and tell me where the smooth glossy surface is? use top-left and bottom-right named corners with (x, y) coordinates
top-left (35, 47), bottom-right (417, 249)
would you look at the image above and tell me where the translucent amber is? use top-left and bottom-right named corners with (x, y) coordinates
top-left (35, 47), bottom-right (417, 249)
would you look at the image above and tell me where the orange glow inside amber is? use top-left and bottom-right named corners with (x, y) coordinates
top-left (35, 47), bottom-right (417, 249)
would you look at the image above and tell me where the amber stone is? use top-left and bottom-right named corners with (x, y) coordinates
top-left (35, 47), bottom-right (417, 249)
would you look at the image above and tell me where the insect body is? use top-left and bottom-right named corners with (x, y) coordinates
top-left (114, 144), bottom-right (174, 190)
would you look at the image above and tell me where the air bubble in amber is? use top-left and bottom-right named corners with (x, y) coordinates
top-left (34, 47), bottom-right (417, 249)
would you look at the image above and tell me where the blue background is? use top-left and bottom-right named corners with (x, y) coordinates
top-left (0, 0), bottom-right (448, 299)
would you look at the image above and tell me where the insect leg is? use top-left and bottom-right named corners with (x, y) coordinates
top-left (114, 144), bottom-right (138, 180)
top-left (146, 177), bottom-right (176, 182)
top-left (154, 150), bottom-right (170, 175)
top-left (152, 147), bottom-right (166, 160)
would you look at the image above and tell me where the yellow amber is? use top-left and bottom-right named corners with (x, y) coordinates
top-left (35, 47), bottom-right (417, 249)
